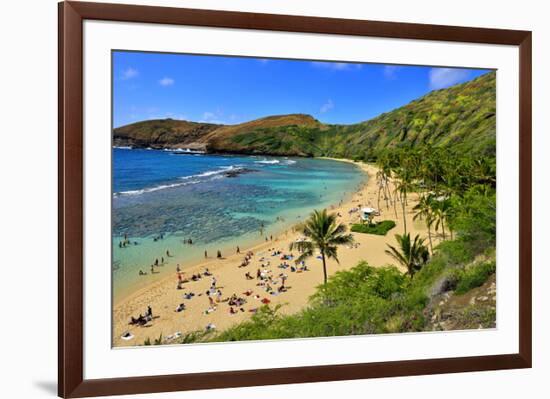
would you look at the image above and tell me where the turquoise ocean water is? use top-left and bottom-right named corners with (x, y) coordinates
top-left (112, 148), bottom-right (366, 301)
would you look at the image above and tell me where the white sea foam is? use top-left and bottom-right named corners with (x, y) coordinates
top-left (115, 180), bottom-right (201, 196)
top-left (115, 165), bottom-right (243, 196)
top-left (255, 158), bottom-right (280, 164)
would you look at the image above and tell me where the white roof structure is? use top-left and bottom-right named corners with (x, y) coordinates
top-left (361, 207), bottom-right (377, 214)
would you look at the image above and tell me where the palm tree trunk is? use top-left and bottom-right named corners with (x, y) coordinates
top-left (386, 176), bottom-right (393, 203)
top-left (393, 190), bottom-right (399, 219)
top-left (427, 225), bottom-right (433, 255)
top-left (321, 252), bottom-right (328, 285)
top-left (377, 185), bottom-right (381, 210)
top-left (384, 179), bottom-right (390, 210)
top-left (401, 194), bottom-right (407, 234)
top-left (441, 219), bottom-right (446, 240)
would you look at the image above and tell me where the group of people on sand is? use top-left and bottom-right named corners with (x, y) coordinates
top-left (127, 242), bottom-right (310, 340)
top-left (129, 305), bottom-right (153, 326)
top-left (176, 266), bottom-right (212, 290)
top-left (238, 250), bottom-right (254, 267)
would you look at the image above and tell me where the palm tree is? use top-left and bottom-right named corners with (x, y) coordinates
top-left (413, 194), bottom-right (435, 254)
top-left (376, 155), bottom-right (393, 210)
top-left (393, 168), bottom-right (415, 234)
top-left (385, 233), bottom-right (429, 278)
top-left (376, 170), bottom-right (384, 210)
top-left (289, 209), bottom-right (354, 285)
top-left (432, 197), bottom-right (452, 240)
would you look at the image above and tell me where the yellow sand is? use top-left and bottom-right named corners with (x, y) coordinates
top-left (113, 160), bottom-right (433, 347)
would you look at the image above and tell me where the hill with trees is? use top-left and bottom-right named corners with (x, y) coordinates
top-left (114, 71), bottom-right (496, 159)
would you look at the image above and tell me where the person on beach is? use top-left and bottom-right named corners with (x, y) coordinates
top-left (147, 306), bottom-right (152, 318)
top-left (154, 258), bottom-right (159, 266)
top-left (176, 303), bottom-right (185, 312)
top-left (176, 264), bottom-right (181, 272)
top-left (161, 256), bottom-right (164, 264)
top-left (150, 265), bottom-right (154, 274)
top-left (236, 246), bottom-right (240, 254)
top-left (217, 250), bottom-right (222, 258)
top-left (204, 250), bottom-right (208, 258)
top-left (166, 250), bottom-right (171, 257)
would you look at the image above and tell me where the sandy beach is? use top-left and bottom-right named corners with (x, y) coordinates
top-left (113, 160), bottom-right (432, 347)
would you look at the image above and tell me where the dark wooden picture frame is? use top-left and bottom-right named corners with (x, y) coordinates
top-left (58, 1), bottom-right (532, 397)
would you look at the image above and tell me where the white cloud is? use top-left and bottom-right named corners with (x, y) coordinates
top-left (311, 62), bottom-right (362, 71)
top-left (163, 111), bottom-right (188, 120)
top-left (429, 68), bottom-right (471, 90)
top-left (383, 65), bottom-right (401, 79)
top-left (159, 77), bottom-right (175, 86)
top-left (200, 110), bottom-right (226, 125)
top-left (320, 99), bottom-right (334, 113)
top-left (121, 67), bottom-right (138, 80)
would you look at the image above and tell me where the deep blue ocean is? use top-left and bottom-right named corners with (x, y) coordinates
top-left (112, 148), bottom-right (366, 299)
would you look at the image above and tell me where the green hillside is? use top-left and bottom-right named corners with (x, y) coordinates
top-left (114, 71), bottom-right (496, 158)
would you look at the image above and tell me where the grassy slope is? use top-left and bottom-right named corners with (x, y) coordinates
top-left (113, 119), bottom-right (221, 148)
top-left (114, 72), bottom-right (496, 157)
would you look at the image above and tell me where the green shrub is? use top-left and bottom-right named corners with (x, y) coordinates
top-left (435, 240), bottom-right (474, 265)
top-left (351, 220), bottom-right (396, 235)
top-left (455, 261), bottom-right (496, 294)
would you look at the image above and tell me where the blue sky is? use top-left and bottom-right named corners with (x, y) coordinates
top-left (113, 51), bottom-right (491, 128)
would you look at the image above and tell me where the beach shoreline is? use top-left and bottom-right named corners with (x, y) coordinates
top-left (113, 159), bottom-right (431, 347)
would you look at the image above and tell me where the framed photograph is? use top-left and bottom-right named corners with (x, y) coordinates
top-left (58, 1), bottom-right (532, 397)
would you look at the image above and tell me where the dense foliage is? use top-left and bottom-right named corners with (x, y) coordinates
top-left (175, 144), bottom-right (497, 343)
top-left (214, 72), bottom-right (496, 157)
top-left (453, 261), bottom-right (496, 295)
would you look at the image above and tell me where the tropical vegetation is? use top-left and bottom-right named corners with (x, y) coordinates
top-left (172, 138), bottom-right (497, 343)
top-left (125, 71), bottom-right (498, 344)
top-left (289, 209), bottom-right (354, 285)
top-left (115, 72), bottom-right (496, 159)
top-left (350, 220), bottom-right (396, 235)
